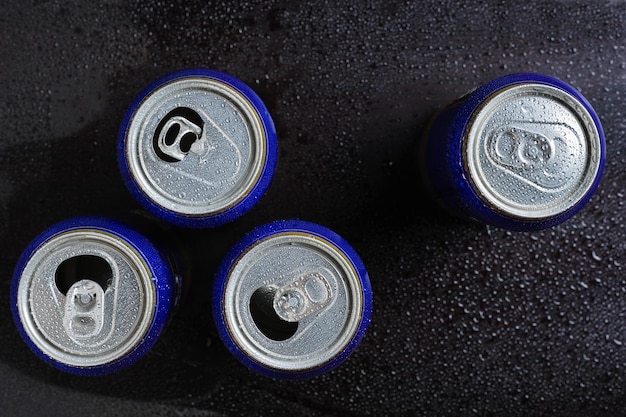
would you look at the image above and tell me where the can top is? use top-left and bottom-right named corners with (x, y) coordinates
top-left (214, 220), bottom-right (372, 379)
top-left (119, 69), bottom-right (277, 228)
top-left (464, 80), bottom-right (603, 221)
top-left (12, 223), bottom-right (156, 370)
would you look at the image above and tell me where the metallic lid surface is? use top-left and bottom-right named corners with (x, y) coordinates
top-left (214, 220), bottom-right (372, 378)
top-left (465, 83), bottom-right (602, 220)
top-left (125, 76), bottom-right (265, 215)
top-left (14, 228), bottom-right (155, 368)
top-left (119, 69), bottom-right (277, 228)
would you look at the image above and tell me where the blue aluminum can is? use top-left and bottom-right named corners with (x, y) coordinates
top-left (421, 72), bottom-right (606, 231)
top-left (10, 216), bottom-right (181, 375)
top-left (212, 219), bottom-right (373, 379)
top-left (118, 68), bottom-right (278, 228)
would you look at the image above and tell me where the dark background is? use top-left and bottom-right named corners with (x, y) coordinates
top-left (1, 1), bottom-right (625, 416)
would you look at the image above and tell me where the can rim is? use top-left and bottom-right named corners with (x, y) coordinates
top-left (117, 68), bottom-right (278, 229)
top-left (464, 82), bottom-right (603, 220)
top-left (451, 72), bottom-right (606, 230)
top-left (212, 219), bottom-right (372, 379)
top-left (10, 216), bottom-right (177, 376)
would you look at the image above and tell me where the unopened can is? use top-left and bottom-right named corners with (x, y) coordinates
top-left (420, 72), bottom-right (605, 231)
top-left (212, 219), bottom-right (372, 379)
top-left (10, 216), bottom-right (181, 375)
top-left (118, 68), bottom-right (278, 228)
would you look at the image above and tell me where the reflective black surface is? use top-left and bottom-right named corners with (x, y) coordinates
top-left (1, 1), bottom-right (626, 416)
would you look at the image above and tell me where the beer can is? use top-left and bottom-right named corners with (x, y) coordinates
top-left (10, 216), bottom-right (181, 375)
top-left (420, 72), bottom-right (605, 231)
top-left (212, 219), bottom-right (372, 379)
top-left (118, 68), bottom-right (278, 228)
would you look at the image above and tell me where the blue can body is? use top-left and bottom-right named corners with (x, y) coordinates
top-left (212, 219), bottom-right (373, 379)
top-left (118, 68), bottom-right (278, 228)
top-left (10, 216), bottom-right (180, 376)
top-left (421, 72), bottom-right (606, 231)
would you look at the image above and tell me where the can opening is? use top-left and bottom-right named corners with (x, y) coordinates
top-left (153, 107), bottom-right (204, 163)
top-left (164, 123), bottom-right (181, 146)
top-left (249, 286), bottom-right (298, 341)
top-left (55, 255), bottom-right (112, 295)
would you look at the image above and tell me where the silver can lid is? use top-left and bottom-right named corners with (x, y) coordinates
top-left (124, 75), bottom-right (267, 217)
top-left (15, 229), bottom-right (155, 368)
top-left (464, 83), bottom-right (603, 220)
top-left (222, 231), bottom-right (365, 372)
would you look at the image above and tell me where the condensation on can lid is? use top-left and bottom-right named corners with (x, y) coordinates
top-left (222, 231), bottom-right (364, 373)
top-left (464, 83), bottom-right (602, 220)
top-left (124, 75), bottom-right (267, 217)
top-left (14, 229), bottom-right (155, 368)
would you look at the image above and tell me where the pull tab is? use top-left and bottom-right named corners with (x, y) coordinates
top-left (487, 127), bottom-right (554, 171)
top-left (273, 273), bottom-right (332, 322)
top-left (485, 122), bottom-right (579, 190)
top-left (156, 115), bottom-right (204, 161)
top-left (62, 279), bottom-right (105, 340)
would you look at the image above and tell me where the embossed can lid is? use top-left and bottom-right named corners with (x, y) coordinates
top-left (119, 69), bottom-right (277, 228)
top-left (213, 220), bottom-right (372, 378)
top-left (464, 83), bottom-right (603, 220)
top-left (13, 227), bottom-right (155, 369)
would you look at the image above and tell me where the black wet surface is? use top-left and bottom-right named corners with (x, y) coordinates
top-left (1, 1), bottom-right (626, 416)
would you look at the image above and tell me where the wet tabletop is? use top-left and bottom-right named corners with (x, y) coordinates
top-left (1, 1), bottom-right (626, 416)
